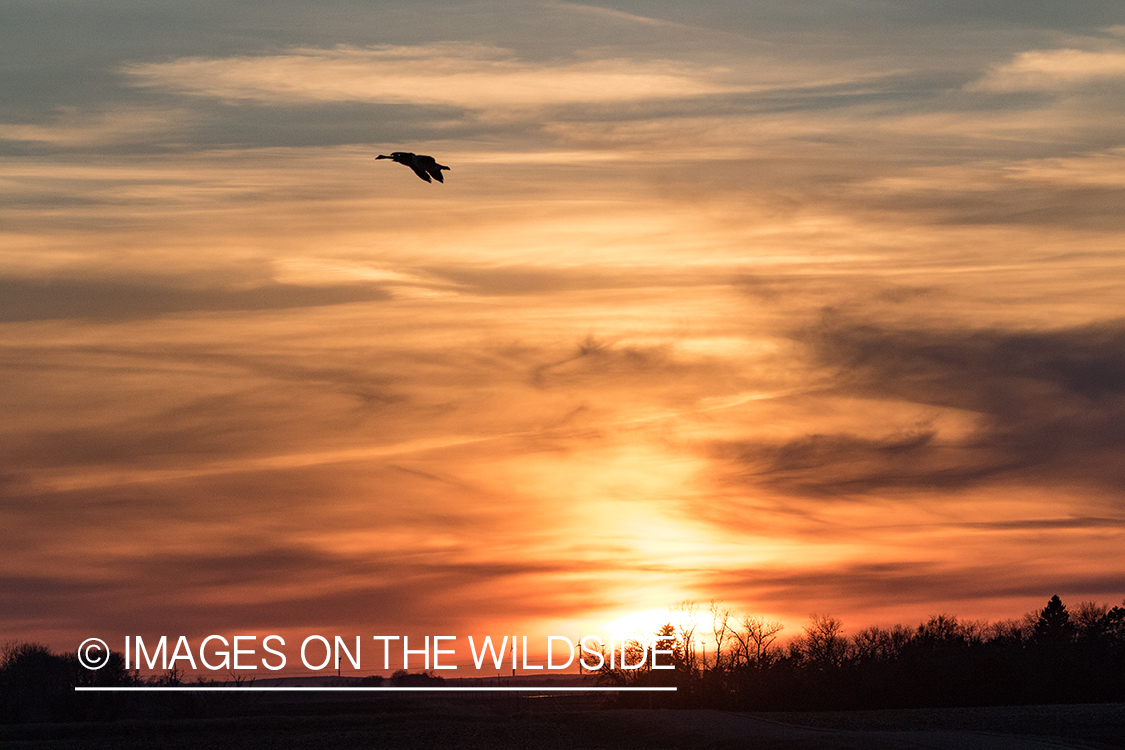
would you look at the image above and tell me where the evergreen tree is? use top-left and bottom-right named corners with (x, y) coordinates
top-left (1034, 595), bottom-right (1075, 645)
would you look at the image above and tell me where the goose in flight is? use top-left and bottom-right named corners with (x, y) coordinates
top-left (377, 152), bottom-right (451, 183)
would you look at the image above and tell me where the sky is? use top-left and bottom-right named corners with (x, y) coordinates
top-left (2, 0), bottom-right (1125, 671)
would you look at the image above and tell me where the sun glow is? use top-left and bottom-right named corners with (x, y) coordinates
top-left (601, 608), bottom-right (678, 642)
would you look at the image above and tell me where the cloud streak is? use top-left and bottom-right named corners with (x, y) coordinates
top-left (969, 48), bottom-right (1125, 92)
top-left (121, 43), bottom-right (746, 109)
top-left (0, 276), bottom-right (391, 322)
top-left (720, 316), bottom-right (1125, 497)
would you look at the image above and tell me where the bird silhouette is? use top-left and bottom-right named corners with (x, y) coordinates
top-left (376, 152), bottom-right (451, 183)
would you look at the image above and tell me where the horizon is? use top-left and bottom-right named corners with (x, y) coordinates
top-left (2, 0), bottom-right (1124, 659)
top-left (54, 592), bottom-right (1119, 682)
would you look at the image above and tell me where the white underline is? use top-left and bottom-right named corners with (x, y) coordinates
top-left (75, 686), bottom-right (676, 693)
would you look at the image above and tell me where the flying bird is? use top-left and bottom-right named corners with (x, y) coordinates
top-left (376, 152), bottom-right (451, 183)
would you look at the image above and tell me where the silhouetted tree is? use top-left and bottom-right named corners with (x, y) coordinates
top-left (1101, 604), bottom-right (1125, 644)
top-left (802, 614), bottom-right (847, 670)
top-left (669, 600), bottom-right (700, 676)
top-left (731, 615), bottom-right (784, 669)
top-left (708, 600), bottom-right (733, 673)
top-left (389, 669), bottom-right (444, 686)
top-left (653, 623), bottom-right (685, 671)
top-left (0, 642), bottom-right (76, 723)
top-left (1073, 600), bottom-right (1110, 641)
top-left (851, 624), bottom-right (911, 662)
top-left (1034, 595), bottom-right (1075, 646)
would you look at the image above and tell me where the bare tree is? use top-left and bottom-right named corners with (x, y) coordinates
top-left (803, 613), bottom-right (847, 669)
top-left (962, 619), bottom-right (988, 645)
top-left (916, 614), bottom-right (964, 643)
top-left (851, 626), bottom-right (890, 662)
top-left (744, 615), bottom-right (785, 668)
top-left (851, 623), bottom-right (915, 661)
top-left (988, 618), bottom-right (1028, 642)
top-left (1073, 600), bottom-right (1110, 639)
top-left (708, 600), bottom-right (733, 672)
top-left (670, 600), bottom-right (699, 674)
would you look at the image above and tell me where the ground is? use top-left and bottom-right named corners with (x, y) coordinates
top-left (1, 702), bottom-right (1123, 749)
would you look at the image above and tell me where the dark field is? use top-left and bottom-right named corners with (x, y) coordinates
top-left (1, 701), bottom-right (1124, 749)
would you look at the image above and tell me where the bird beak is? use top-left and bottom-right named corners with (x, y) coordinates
top-left (376, 154), bottom-right (390, 159)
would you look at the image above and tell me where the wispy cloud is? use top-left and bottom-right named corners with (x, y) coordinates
top-left (0, 276), bottom-right (391, 322)
top-left (120, 43), bottom-right (746, 109)
top-left (0, 107), bottom-right (191, 147)
top-left (544, 1), bottom-right (676, 28)
top-left (968, 45), bottom-right (1125, 92)
top-left (1004, 148), bottom-right (1125, 187)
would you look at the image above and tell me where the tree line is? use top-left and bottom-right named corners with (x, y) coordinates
top-left (3, 594), bottom-right (1124, 722)
top-left (595, 595), bottom-right (1125, 710)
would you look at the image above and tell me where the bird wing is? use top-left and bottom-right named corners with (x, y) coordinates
top-left (409, 165), bottom-right (433, 182)
top-left (426, 165), bottom-right (445, 183)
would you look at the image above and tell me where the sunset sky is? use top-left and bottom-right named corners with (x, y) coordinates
top-left (3, 0), bottom-right (1125, 671)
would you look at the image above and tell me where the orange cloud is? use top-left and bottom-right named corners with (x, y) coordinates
top-left (0, 107), bottom-right (189, 147)
top-left (121, 43), bottom-right (745, 109)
